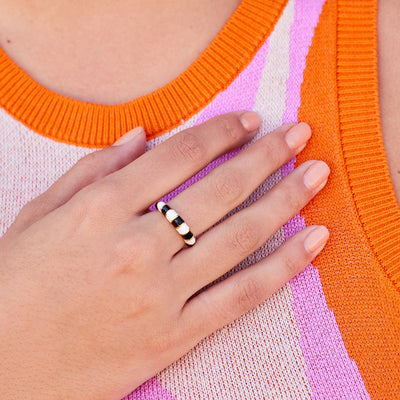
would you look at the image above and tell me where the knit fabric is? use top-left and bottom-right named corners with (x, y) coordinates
top-left (0, 0), bottom-right (399, 399)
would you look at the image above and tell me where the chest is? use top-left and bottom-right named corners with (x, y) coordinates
top-left (0, 0), bottom-right (399, 205)
top-left (0, 0), bottom-right (241, 105)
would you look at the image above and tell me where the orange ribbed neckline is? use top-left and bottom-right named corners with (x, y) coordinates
top-left (0, 0), bottom-right (399, 291)
top-left (0, 0), bottom-right (287, 147)
top-left (337, 0), bottom-right (400, 290)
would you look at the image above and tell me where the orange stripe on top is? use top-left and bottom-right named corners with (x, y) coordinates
top-left (336, 1), bottom-right (400, 291)
top-left (0, 0), bottom-right (287, 148)
top-left (298, 0), bottom-right (400, 398)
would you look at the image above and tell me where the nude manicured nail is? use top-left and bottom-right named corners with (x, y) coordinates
top-left (303, 161), bottom-right (330, 190)
top-left (304, 225), bottom-right (329, 253)
top-left (112, 126), bottom-right (145, 146)
top-left (285, 122), bottom-right (312, 151)
top-left (239, 111), bottom-right (261, 132)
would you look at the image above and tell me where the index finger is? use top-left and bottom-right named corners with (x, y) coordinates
top-left (102, 110), bottom-right (261, 213)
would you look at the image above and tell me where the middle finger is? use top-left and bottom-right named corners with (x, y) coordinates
top-left (148, 122), bottom-right (311, 253)
top-left (172, 159), bottom-right (330, 299)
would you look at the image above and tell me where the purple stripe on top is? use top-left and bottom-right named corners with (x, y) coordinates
top-left (282, 0), bottom-right (370, 398)
top-left (128, 39), bottom-right (270, 399)
top-left (125, 377), bottom-right (177, 400)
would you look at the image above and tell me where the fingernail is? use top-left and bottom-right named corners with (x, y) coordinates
top-left (303, 161), bottom-right (330, 190)
top-left (285, 122), bottom-right (312, 152)
top-left (304, 225), bottom-right (329, 253)
top-left (112, 126), bottom-right (145, 146)
top-left (239, 111), bottom-right (261, 132)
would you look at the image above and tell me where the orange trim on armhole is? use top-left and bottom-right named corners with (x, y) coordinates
top-left (297, 0), bottom-right (400, 398)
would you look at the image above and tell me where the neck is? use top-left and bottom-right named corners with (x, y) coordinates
top-left (0, 0), bottom-right (242, 104)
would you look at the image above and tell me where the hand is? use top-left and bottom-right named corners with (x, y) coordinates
top-left (0, 111), bottom-right (330, 400)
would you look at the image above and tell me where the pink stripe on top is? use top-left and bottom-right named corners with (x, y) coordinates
top-left (130, 32), bottom-right (270, 400)
top-left (282, 0), bottom-right (370, 398)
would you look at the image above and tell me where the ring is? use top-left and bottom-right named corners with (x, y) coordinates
top-left (156, 201), bottom-right (196, 246)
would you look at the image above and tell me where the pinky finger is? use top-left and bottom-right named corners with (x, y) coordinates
top-left (9, 127), bottom-right (146, 234)
top-left (178, 225), bottom-right (329, 345)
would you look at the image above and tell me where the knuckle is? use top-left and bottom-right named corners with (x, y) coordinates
top-left (201, 296), bottom-right (231, 324)
top-left (236, 278), bottom-right (263, 312)
top-left (280, 184), bottom-right (303, 211)
top-left (140, 285), bottom-right (163, 310)
top-left (210, 305), bottom-right (231, 325)
top-left (149, 328), bottom-right (176, 355)
top-left (17, 196), bottom-right (47, 222)
top-left (282, 254), bottom-right (301, 276)
top-left (114, 231), bottom-right (157, 269)
top-left (130, 232), bottom-right (158, 261)
top-left (258, 137), bottom-right (277, 162)
top-left (230, 222), bottom-right (260, 256)
top-left (259, 135), bottom-right (277, 159)
top-left (77, 151), bottom-right (99, 171)
top-left (213, 169), bottom-right (242, 204)
top-left (140, 283), bottom-right (164, 310)
top-left (77, 182), bottom-right (118, 218)
top-left (172, 132), bottom-right (205, 164)
top-left (111, 236), bottom-right (137, 273)
top-left (89, 189), bottom-right (115, 212)
top-left (215, 114), bottom-right (244, 141)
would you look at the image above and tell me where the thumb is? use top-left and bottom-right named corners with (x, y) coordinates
top-left (12, 126), bottom-right (147, 233)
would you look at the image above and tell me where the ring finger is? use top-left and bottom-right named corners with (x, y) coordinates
top-left (147, 122), bottom-right (311, 253)
top-left (171, 159), bottom-right (330, 299)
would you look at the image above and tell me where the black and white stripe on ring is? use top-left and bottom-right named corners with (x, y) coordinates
top-left (156, 201), bottom-right (196, 246)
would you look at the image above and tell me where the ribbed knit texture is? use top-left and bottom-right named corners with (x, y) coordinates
top-left (337, 1), bottom-right (400, 288)
top-left (0, 0), bottom-right (399, 399)
top-left (0, 0), bottom-right (286, 146)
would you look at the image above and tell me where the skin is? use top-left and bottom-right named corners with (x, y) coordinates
top-left (0, 0), bottom-right (397, 200)
top-left (377, 0), bottom-right (400, 204)
top-left (0, 0), bottom-right (242, 104)
top-left (0, 0), bottom-right (396, 398)
top-left (0, 111), bottom-right (330, 399)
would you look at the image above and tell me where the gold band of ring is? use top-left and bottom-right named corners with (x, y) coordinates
top-left (156, 201), bottom-right (196, 246)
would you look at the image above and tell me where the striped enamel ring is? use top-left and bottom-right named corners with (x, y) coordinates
top-left (156, 201), bottom-right (196, 246)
